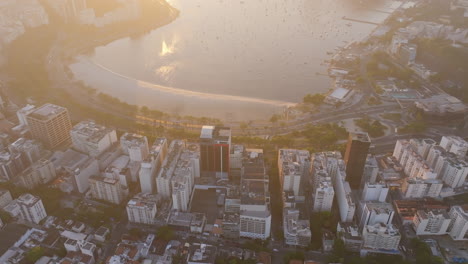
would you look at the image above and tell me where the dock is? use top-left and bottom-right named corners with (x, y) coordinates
top-left (342, 16), bottom-right (379, 26)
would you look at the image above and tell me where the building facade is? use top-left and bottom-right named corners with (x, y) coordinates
top-left (26, 104), bottom-right (72, 148)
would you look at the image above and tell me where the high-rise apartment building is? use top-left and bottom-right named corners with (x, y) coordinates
top-left (16, 159), bottom-right (56, 189)
top-left (120, 133), bottom-right (149, 162)
top-left (448, 206), bottom-right (468, 241)
top-left (89, 175), bottom-right (125, 204)
top-left (413, 209), bottom-right (451, 235)
top-left (362, 182), bottom-right (388, 202)
top-left (126, 193), bottom-right (158, 225)
top-left (434, 153), bottom-right (468, 188)
top-left (8, 138), bottom-right (42, 166)
top-left (344, 132), bottom-right (371, 190)
top-left (278, 149), bottom-right (310, 197)
top-left (26, 103), bottom-right (72, 148)
top-left (239, 149), bottom-right (271, 240)
top-left (156, 140), bottom-right (185, 198)
top-left (139, 138), bottom-right (168, 193)
top-left (401, 178), bottom-right (443, 199)
top-left (16, 193), bottom-right (47, 224)
top-left (199, 126), bottom-right (231, 179)
top-left (171, 174), bottom-right (191, 212)
top-left (313, 181), bottom-right (334, 212)
top-left (71, 120), bottom-right (117, 157)
top-left (362, 223), bottom-right (400, 251)
top-left (440, 135), bottom-right (468, 160)
top-left (0, 189), bottom-right (13, 208)
top-left (358, 201), bottom-right (394, 231)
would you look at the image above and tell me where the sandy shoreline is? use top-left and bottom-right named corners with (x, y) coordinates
top-left (70, 56), bottom-right (293, 120)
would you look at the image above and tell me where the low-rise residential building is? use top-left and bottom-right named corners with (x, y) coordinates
top-left (337, 222), bottom-right (363, 252)
top-left (187, 243), bottom-right (217, 264)
top-left (283, 208), bottom-right (312, 247)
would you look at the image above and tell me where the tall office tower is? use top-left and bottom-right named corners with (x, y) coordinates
top-left (71, 120), bottom-right (117, 157)
top-left (139, 138), bottom-right (168, 193)
top-left (17, 193), bottom-right (47, 224)
top-left (344, 132), bottom-right (371, 190)
top-left (199, 126), bottom-right (231, 179)
top-left (26, 104), bottom-right (72, 149)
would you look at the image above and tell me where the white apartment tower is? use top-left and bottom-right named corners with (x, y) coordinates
top-left (362, 182), bottom-right (388, 202)
top-left (126, 193), bottom-right (158, 225)
top-left (402, 178), bottom-right (443, 199)
top-left (17, 193), bottom-right (47, 224)
top-left (89, 175), bottom-right (125, 204)
top-left (362, 223), bottom-right (401, 251)
top-left (156, 140), bottom-right (184, 198)
top-left (448, 206), bottom-right (468, 241)
top-left (139, 138), bottom-right (168, 193)
top-left (440, 136), bottom-right (468, 160)
top-left (120, 133), bottom-right (150, 162)
top-left (171, 174), bottom-right (191, 212)
top-left (313, 181), bottom-right (334, 212)
top-left (413, 209), bottom-right (451, 235)
top-left (278, 149), bottom-right (310, 197)
top-left (71, 120), bottom-right (117, 157)
top-left (359, 201), bottom-right (394, 231)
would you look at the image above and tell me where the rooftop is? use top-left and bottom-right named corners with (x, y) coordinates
top-left (71, 120), bottom-right (115, 144)
top-left (350, 132), bottom-right (371, 142)
top-left (188, 243), bottom-right (217, 263)
top-left (127, 193), bottom-right (158, 210)
top-left (279, 149), bottom-right (310, 176)
top-left (200, 126), bottom-right (231, 142)
top-left (329, 87), bottom-right (351, 100)
top-left (16, 193), bottom-right (40, 206)
top-left (27, 103), bottom-right (67, 121)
